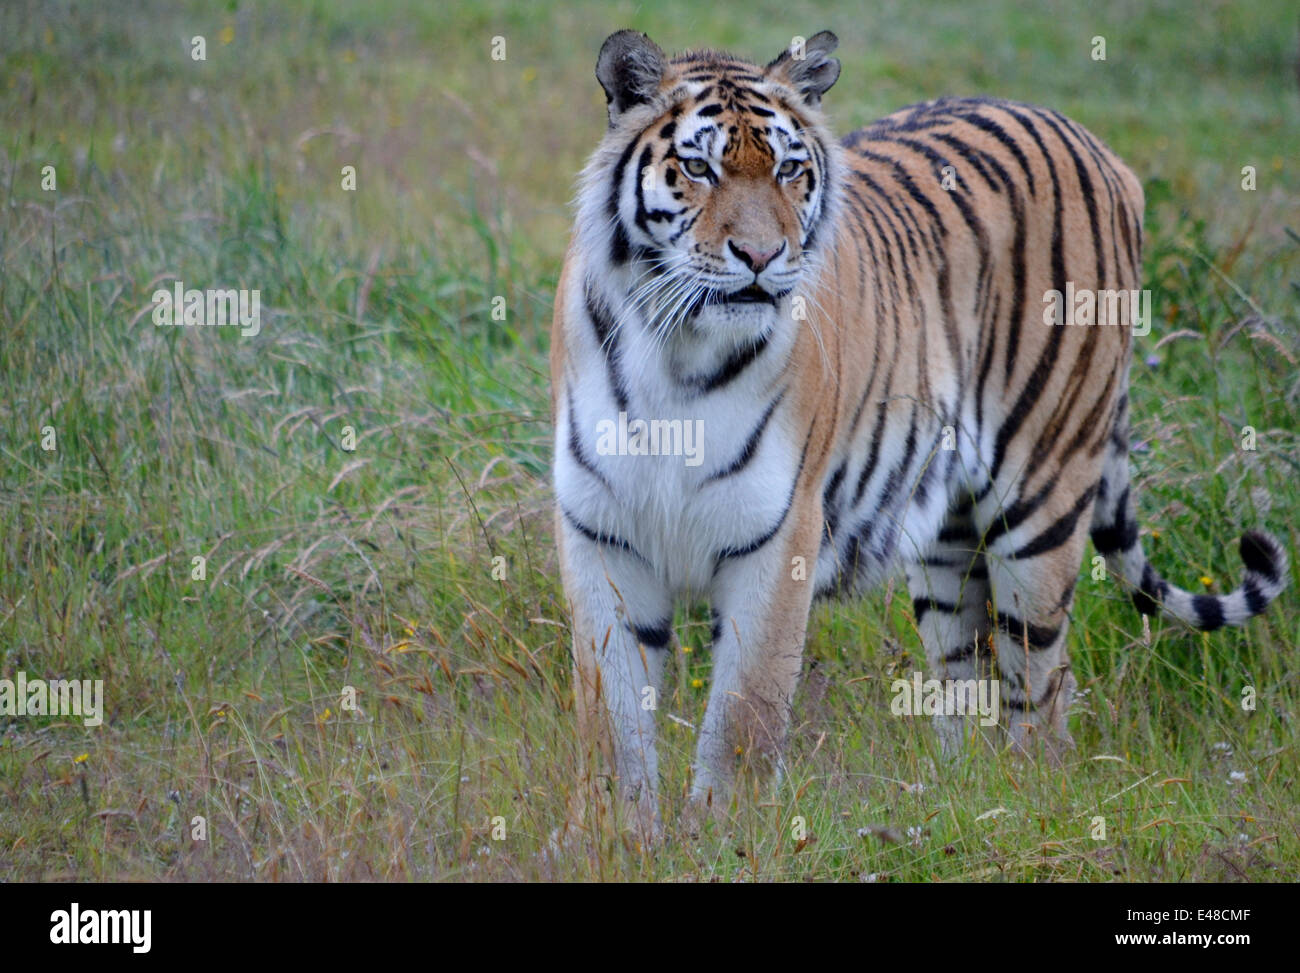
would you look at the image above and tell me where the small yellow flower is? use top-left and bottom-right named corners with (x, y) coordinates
top-left (1151, 528), bottom-right (1161, 540)
top-left (681, 645), bottom-right (692, 654)
top-left (74, 753), bottom-right (88, 764)
top-left (691, 678), bottom-right (703, 689)
top-left (735, 746), bottom-right (744, 756)
top-left (218, 25), bottom-right (234, 45)
top-left (522, 66), bottom-right (537, 83)
top-left (1200, 576), bottom-right (1213, 587)
top-left (319, 707), bottom-right (332, 722)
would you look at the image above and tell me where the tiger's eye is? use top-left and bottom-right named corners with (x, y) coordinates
top-left (683, 158), bottom-right (711, 177)
top-left (777, 159), bottom-right (800, 178)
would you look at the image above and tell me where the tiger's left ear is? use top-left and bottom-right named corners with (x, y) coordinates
top-left (766, 31), bottom-right (840, 107)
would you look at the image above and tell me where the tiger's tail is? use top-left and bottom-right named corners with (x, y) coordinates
top-left (1088, 394), bottom-right (1288, 631)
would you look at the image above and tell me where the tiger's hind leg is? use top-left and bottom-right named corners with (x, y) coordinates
top-left (906, 499), bottom-right (996, 755)
top-left (976, 484), bottom-right (1097, 760)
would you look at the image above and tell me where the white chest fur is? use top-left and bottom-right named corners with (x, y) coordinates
top-left (555, 263), bottom-right (803, 593)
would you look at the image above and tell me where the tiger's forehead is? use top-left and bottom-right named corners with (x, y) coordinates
top-left (669, 56), bottom-right (786, 113)
top-left (664, 68), bottom-right (807, 173)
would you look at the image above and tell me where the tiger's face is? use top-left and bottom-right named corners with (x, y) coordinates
top-left (591, 31), bottom-right (841, 337)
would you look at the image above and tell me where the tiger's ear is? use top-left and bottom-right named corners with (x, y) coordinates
top-left (766, 30), bottom-right (840, 107)
top-left (596, 30), bottom-right (669, 124)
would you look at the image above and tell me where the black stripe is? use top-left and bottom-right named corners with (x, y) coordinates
top-left (565, 388), bottom-right (613, 491)
top-left (914, 597), bottom-right (958, 620)
top-left (982, 473), bottom-right (1060, 546)
top-left (685, 332), bottom-right (771, 395)
top-left (606, 136), bottom-right (641, 264)
top-left (991, 107), bottom-right (1065, 481)
top-left (949, 106), bottom-right (1037, 197)
top-left (851, 400), bottom-right (889, 505)
top-left (561, 507), bottom-right (648, 563)
top-left (942, 639), bottom-right (995, 664)
top-left (1038, 112), bottom-right (1106, 285)
top-left (822, 461), bottom-right (847, 511)
top-left (703, 390), bottom-right (784, 483)
top-left (995, 611), bottom-right (1060, 651)
top-left (877, 136), bottom-right (974, 381)
top-left (928, 131), bottom-right (1003, 194)
top-left (629, 620), bottom-right (673, 650)
top-left (1050, 109), bottom-right (1125, 291)
top-left (923, 557), bottom-right (989, 579)
top-left (1191, 594), bottom-right (1225, 632)
top-left (1090, 486), bottom-right (1137, 554)
top-left (633, 145), bottom-right (682, 233)
top-left (872, 406), bottom-right (920, 513)
top-left (852, 148), bottom-right (949, 242)
top-left (938, 521), bottom-right (977, 544)
top-left (1000, 675), bottom-right (1065, 712)
top-left (1240, 531), bottom-right (1281, 584)
top-left (1006, 485), bottom-right (1097, 561)
top-left (1132, 562), bottom-right (1167, 616)
top-left (852, 168), bottom-right (926, 264)
top-left (1242, 578), bottom-right (1269, 616)
top-left (715, 426), bottom-right (813, 562)
top-left (609, 222), bottom-right (631, 264)
top-left (583, 282), bottom-right (630, 413)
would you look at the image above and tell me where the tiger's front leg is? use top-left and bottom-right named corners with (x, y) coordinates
top-left (558, 513), bottom-right (672, 842)
top-left (691, 489), bottom-right (822, 811)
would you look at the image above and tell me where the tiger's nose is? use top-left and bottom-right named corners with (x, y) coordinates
top-left (728, 240), bottom-right (785, 273)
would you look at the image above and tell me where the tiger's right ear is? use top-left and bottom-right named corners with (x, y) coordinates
top-left (596, 30), bottom-right (668, 125)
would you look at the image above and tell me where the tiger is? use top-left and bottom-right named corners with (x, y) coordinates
top-left (549, 28), bottom-right (1288, 836)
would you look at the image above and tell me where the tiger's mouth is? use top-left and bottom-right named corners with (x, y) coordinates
top-left (695, 284), bottom-right (792, 311)
top-left (721, 284), bottom-right (777, 305)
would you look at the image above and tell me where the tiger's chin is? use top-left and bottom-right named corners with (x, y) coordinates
top-left (685, 303), bottom-right (783, 347)
top-left (684, 286), bottom-right (795, 341)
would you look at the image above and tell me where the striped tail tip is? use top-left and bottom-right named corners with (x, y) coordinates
top-left (1133, 529), bottom-right (1288, 631)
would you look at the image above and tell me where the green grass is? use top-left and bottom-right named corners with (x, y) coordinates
top-left (0, 0), bottom-right (1297, 881)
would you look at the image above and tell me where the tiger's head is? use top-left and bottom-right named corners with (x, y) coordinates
top-left (582, 30), bottom-right (842, 339)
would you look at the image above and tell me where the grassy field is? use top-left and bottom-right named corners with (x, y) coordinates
top-left (0, 0), bottom-right (1297, 881)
